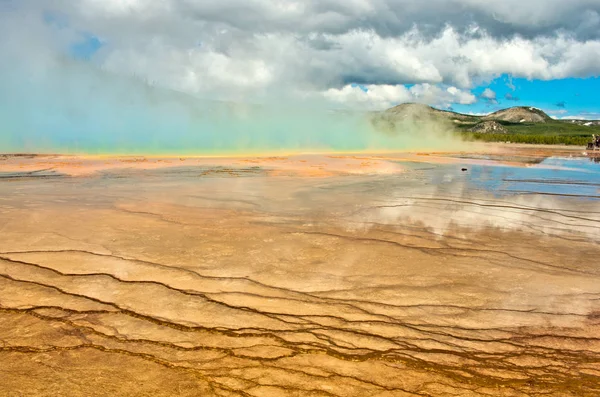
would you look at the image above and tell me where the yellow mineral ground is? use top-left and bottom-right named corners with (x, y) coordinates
top-left (1, 146), bottom-right (599, 396)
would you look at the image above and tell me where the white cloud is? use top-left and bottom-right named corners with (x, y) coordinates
top-left (480, 88), bottom-right (497, 102)
top-left (65, 24), bottom-right (600, 107)
top-left (323, 84), bottom-right (410, 110)
top-left (481, 88), bottom-right (495, 99)
top-left (324, 83), bottom-right (476, 110)
top-left (561, 113), bottom-right (600, 120)
top-left (2, 1), bottom-right (600, 108)
top-left (547, 109), bottom-right (569, 115)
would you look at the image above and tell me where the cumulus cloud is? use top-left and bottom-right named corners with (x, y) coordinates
top-left (75, 0), bottom-right (600, 40)
top-left (2, 0), bottom-right (600, 110)
top-left (505, 93), bottom-right (520, 101)
top-left (480, 88), bottom-right (497, 104)
top-left (323, 83), bottom-right (476, 110)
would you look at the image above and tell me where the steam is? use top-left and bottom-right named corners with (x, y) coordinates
top-left (0, 57), bottom-right (468, 155)
top-left (0, 7), bottom-right (469, 156)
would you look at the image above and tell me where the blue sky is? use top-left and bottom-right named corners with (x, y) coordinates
top-left (456, 76), bottom-right (600, 119)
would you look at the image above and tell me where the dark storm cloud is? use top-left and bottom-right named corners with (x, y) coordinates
top-left (171, 0), bottom-right (600, 40)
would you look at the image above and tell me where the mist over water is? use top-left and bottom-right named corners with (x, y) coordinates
top-left (0, 40), bottom-right (465, 156)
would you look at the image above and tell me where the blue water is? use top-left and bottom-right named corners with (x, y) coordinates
top-left (465, 157), bottom-right (600, 199)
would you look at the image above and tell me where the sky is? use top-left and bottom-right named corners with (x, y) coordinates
top-left (1, 0), bottom-right (600, 153)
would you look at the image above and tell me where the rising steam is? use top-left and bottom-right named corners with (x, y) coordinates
top-left (0, 10), bottom-right (468, 156)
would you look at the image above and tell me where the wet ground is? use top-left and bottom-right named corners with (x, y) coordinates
top-left (1, 146), bottom-right (599, 396)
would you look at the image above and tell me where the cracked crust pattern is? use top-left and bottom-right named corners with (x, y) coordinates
top-left (1, 152), bottom-right (599, 396)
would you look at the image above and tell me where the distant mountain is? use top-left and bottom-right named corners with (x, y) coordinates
top-left (483, 107), bottom-right (552, 123)
top-left (382, 103), bottom-right (555, 124)
top-left (384, 103), bottom-right (479, 122)
top-left (374, 104), bottom-right (600, 137)
top-left (564, 119), bottom-right (600, 126)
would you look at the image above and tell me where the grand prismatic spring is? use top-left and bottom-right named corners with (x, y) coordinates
top-left (3, 2), bottom-right (600, 396)
top-left (1, 145), bottom-right (599, 396)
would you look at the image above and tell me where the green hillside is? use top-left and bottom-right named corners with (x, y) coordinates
top-left (380, 104), bottom-right (600, 146)
top-left (455, 120), bottom-right (600, 145)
